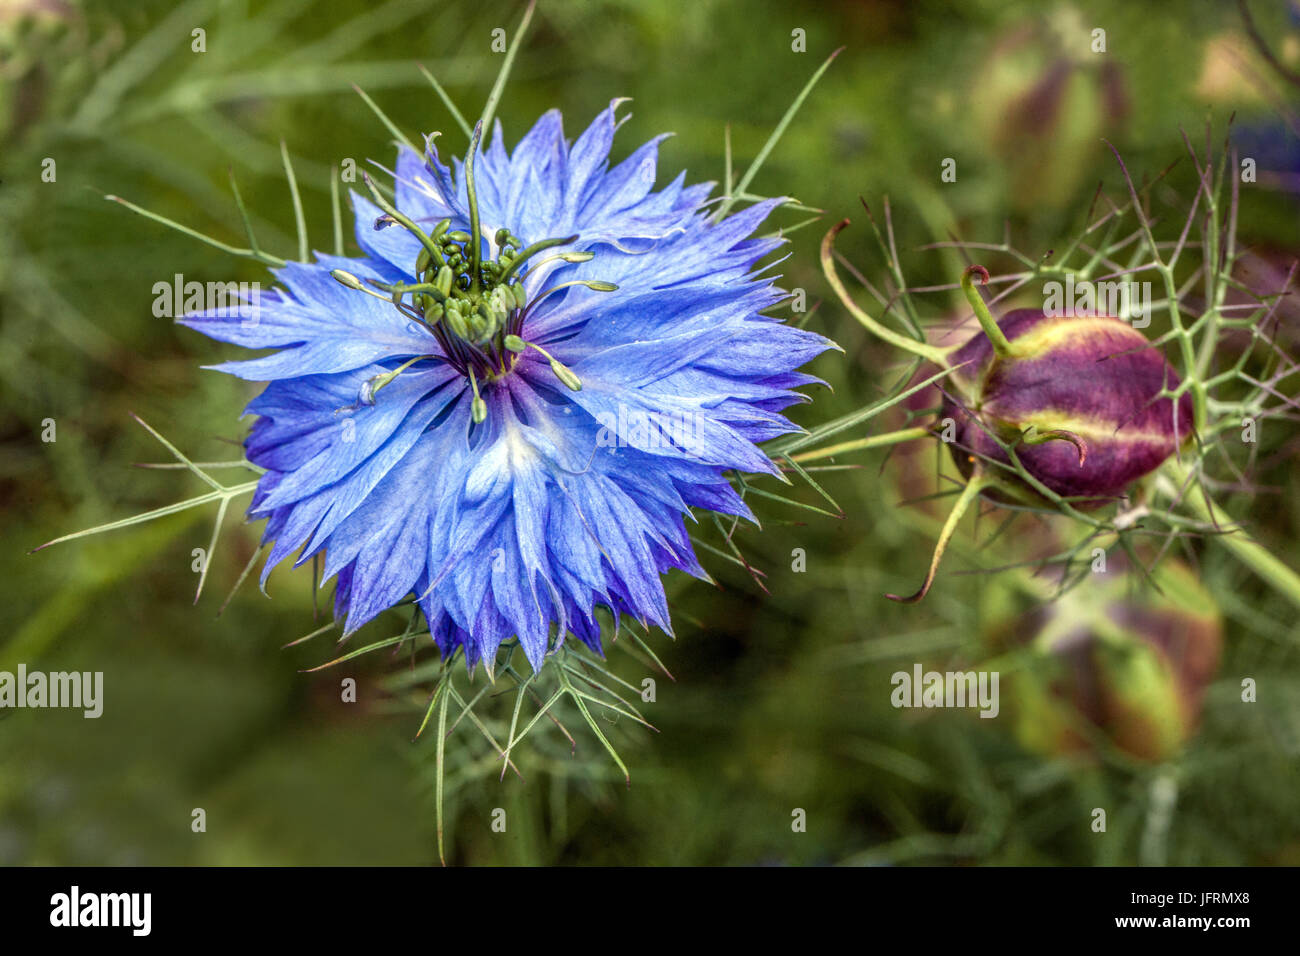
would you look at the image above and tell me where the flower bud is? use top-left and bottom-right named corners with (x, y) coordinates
top-left (967, 16), bottom-right (1129, 214)
top-left (942, 307), bottom-right (1194, 506)
top-left (989, 560), bottom-right (1222, 762)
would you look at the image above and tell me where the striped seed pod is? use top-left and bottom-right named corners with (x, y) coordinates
top-left (942, 278), bottom-right (1194, 508)
top-left (887, 266), bottom-right (1194, 603)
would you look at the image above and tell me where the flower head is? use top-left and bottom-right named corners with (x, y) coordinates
top-left (183, 102), bottom-right (832, 671)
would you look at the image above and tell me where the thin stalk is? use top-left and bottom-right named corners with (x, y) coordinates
top-left (789, 426), bottom-right (931, 464)
top-left (821, 220), bottom-right (951, 367)
top-left (887, 471), bottom-right (989, 604)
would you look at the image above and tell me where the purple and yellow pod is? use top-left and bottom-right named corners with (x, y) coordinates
top-left (941, 278), bottom-right (1195, 505)
top-left (991, 560), bottom-right (1222, 763)
top-left (886, 266), bottom-right (1193, 603)
top-left (818, 224), bottom-right (1197, 604)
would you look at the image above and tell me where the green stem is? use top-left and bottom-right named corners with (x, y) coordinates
top-left (887, 471), bottom-right (989, 604)
top-left (279, 140), bottom-right (309, 262)
top-left (713, 46), bottom-right (841, 222)
top-left (789, 425), bottom-right (931, 464)
top-left (106, 194), bottom-right (286, 268)
top-left (31, 480), bottom-right (259, 553)
top-left (477, 0), bottom-right (535, 147)
top-left (960, 264), bottom-right (1016, 359)
top-left (435, 676), bottom-right (450, 867)
top-left (820, 220), bottom-right (951, 367)
top-left (1162, 458), bottom-right (1300, 610)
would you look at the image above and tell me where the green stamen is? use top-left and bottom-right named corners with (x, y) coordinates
top-left (362, 356), bottom-right (423, 404)
top-left (334, 152), bottom-right (616, 423)
top-left (468, 368), bottom-right (487, 423)
top-left (331, 270), bottom-right (405, 305)
top-left (496, 235), bottom-right (582, 284)
top-left (503, 335), bottom-right (582, 391)
top-left (523, 279), bottom-right (619, 317)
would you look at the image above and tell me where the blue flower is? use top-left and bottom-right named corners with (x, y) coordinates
top-left (183, 101), bottom-right (833, 671)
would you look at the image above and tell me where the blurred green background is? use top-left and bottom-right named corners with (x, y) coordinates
top-left (3, 0), bottom-right (1299, 865)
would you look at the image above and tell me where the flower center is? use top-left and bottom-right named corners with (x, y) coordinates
top-left (382, 219), bottom-right (536, 379)
top-left (329, 124), bottom-right (619, 423)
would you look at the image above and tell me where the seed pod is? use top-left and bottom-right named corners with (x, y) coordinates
top-left (988, 560), bottom-right (1222, 762)
top-left (968, 20), bottom-right (1129, 214)
top-left (941, 306), bottom-right (1194, 506)
top-left (884, 265), bottom-right (1196, 604)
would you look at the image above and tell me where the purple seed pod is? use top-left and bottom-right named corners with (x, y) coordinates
top-left (887, 266), bottom-right (1194, 604)
top-left (818, 226), bottom-right (1201, 605)
top-left (989, 559), bottom-right (1222, 763)
top-left (942, 270), bottom-right (1194, 508)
